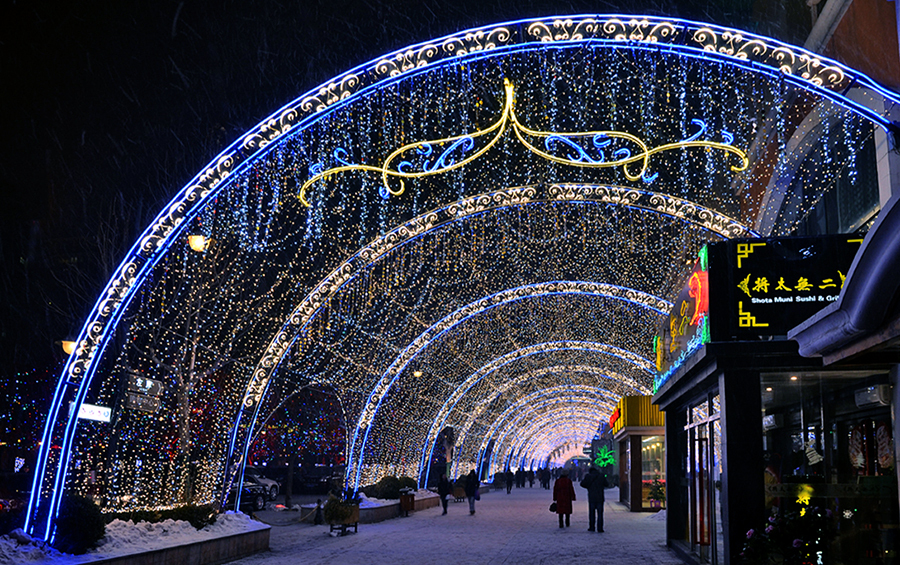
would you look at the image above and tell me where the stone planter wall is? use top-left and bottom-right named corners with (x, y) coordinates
top-left (88, 526), bottom-right (270, 565)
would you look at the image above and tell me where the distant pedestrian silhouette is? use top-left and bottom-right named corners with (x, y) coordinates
top-left (553, 469), bottom-right (576, 528)
top-left (465, 470), bottom-right (479, 515)
top-left (580, 467), bottom-right (609, 532)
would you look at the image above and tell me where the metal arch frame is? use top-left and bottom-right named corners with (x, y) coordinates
top-left (412, 340), bottom-right (654, 492)
top-left (448, 364), bottom-right (647, 473)
top-left (28, 13), bottom-right (900, 536)
top-left (463, 386), bottom-right (615, 477)
top-left (494, 411), bottom-right (603, 474)
top-left (347, 290), bottom-right (662, 491)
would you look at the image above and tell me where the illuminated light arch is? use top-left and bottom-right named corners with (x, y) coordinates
top-left (491, 405), bottom-right (609, 476)
top-left (347, 289), bottom-right (661, 489)
top-left (228, 188), bottom-right (741, 496)
top-left (463, 386), bottom-right (616, 475)
top-left (401, 340), bottom-right (654, 491)
top-left (27, 12), bottom-right (900, 538)
top-left (242, 182), bottom-right (746, 414)
top-left (494, 411), bottom-right (604, 472)
top-left (450, 365), bottom-right (645, 462)
top-left (506, 411), bottom-right (604, 465)
top-left (435, 366), bottom-right (646, 483)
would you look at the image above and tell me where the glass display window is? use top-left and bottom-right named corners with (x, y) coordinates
top-left (760, 371), bottom-right (898, 564)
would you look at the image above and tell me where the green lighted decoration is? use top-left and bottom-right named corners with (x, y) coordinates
top-left (594, 445), bottom-right (616, 468)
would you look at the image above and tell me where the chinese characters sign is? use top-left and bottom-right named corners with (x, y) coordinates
top-left (655, 236), bottom-right (862, 389)
top-left (708, 236), bottom-right (862, 340)
top-left (655, 248), bottom-right (710, 385)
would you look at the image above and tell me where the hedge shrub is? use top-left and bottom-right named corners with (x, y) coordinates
top-left (105, 504), bottom-right (218, 530)
top-left (52, 494), bottom-right (105, 555)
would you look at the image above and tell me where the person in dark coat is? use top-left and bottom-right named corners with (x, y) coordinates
top-left (505, 469), bottom-right (514, 494)
top-left (580, 467), bottom-right (609, 532)
top-left (437, 473), bottom-right (451, 515)
top-left (464, 470), bottom-right (479, 515)
top-left (553, 469), bottom-right (576, 528)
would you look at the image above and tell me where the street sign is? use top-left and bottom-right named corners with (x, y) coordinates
top-left (126, 393), bottom-right (160, 413)
top-left (127, 375), bottom-right (163, 396)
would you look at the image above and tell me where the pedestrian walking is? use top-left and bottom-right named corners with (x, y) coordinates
top-left (465, 470), bottom-right (480, 515)
top-left (527, 469), bottom-right (535, 487)
top-left (580, 467), bottom-right (609, 532)
top-left (505, 469), bottom-right (514, 494)
top-left (552, 469), bottom-right (576, 528)
top-left (437, 473), bottom-right (451, 515)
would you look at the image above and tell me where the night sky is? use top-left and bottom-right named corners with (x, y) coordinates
top-left (0, 0), bottom-right (801, 398)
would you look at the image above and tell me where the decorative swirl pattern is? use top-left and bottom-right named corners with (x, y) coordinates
top-left (240, 107), bottom-right (300, 151)
top-left (441, 27), bottom-right (512, 57)
top-left (599, 18), bottom-right (678, 42)
top-left (374, 45), bottom-right (439, 78)
top-left (299, 74), bottom-right (361, 113)
top-left (692, 27), bottom-right (847, 88)
top-left (549, 184), bottom-right (757, 238)
top-left (300, 80), bottom-right (749, 205)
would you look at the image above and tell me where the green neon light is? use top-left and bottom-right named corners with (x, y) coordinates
top-left (698, 244), bottom-right (709, 271)
top-left (593, 445), bottom-right (616, 468)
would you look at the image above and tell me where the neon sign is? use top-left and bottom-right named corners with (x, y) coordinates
top-left (594, 446), bottom-right (616, 468)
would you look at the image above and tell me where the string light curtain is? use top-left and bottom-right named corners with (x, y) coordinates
top-left (30, 16), bottom-right (891, 525)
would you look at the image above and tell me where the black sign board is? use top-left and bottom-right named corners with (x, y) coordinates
top-left (127, 375), bottom-right (163, 396)
top-left (707, 235), bottom-right (863, 340)
top-left (126, 393), bottom-right (161, 413)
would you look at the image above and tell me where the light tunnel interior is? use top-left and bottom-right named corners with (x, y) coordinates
top-left (27, 15), bottom-right (893, 533)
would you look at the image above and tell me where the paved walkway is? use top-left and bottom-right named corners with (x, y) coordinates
top-left (234, 485), bottom-right (682, 564)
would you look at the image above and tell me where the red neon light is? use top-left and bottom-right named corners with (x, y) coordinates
top-left (688, 271), bottom-right (709, 326)
top-left (609, 407), bottom-right (620, 428)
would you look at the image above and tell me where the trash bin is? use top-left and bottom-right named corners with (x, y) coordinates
top-left (399, 489), bottom-right (415, 517)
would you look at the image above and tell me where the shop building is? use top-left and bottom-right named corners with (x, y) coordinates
top-left (653, 234), bottom-right (899, 564)
top-left (610, 395), bottom-right (666, 512)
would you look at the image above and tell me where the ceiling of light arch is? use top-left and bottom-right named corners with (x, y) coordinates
top-left (30, 15), bottom-right (897, 526)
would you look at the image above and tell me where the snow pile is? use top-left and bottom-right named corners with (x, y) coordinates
top-left (358, 493), bottom-right (394, 508)
top-left (0, 512), bottom-right (267, 564)
top-left (0, 529), bottom-right (63, 564)
top-left (647, 509), bottom-right (667, 521)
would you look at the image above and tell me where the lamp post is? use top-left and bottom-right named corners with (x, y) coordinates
top-left (187, 234), bottom-right (208, 252)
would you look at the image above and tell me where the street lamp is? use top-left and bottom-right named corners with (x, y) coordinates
top-left (188, 235), bottom-right (208, 252)
top-left (60, 340), bottom-right (77, 355)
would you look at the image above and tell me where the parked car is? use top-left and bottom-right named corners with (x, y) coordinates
top-left (244, 466), bottom-right (280, 500)
top-left (227, 480), bottom-right (268, 512)
top-left (299, 465), bottom-right (346, 494)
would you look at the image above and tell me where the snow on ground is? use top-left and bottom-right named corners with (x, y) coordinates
top-left (0, 511), bottom-right (268, 564)
top-left (359, 489), bottom-right (438, 508)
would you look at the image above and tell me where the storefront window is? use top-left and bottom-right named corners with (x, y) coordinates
top-left (642, 435), bottom-right (666, 509)
top-left (693, 401), bottom-right (709, 424)
top-left (622, 440), bottom-right (631, 505)
top-left (760, 372), bottom-right (898, 564)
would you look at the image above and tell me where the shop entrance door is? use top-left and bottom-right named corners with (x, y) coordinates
top-left (685, 395), bottom-right (720, 564)
top-left (691, 428), bottom-right (711, 557)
